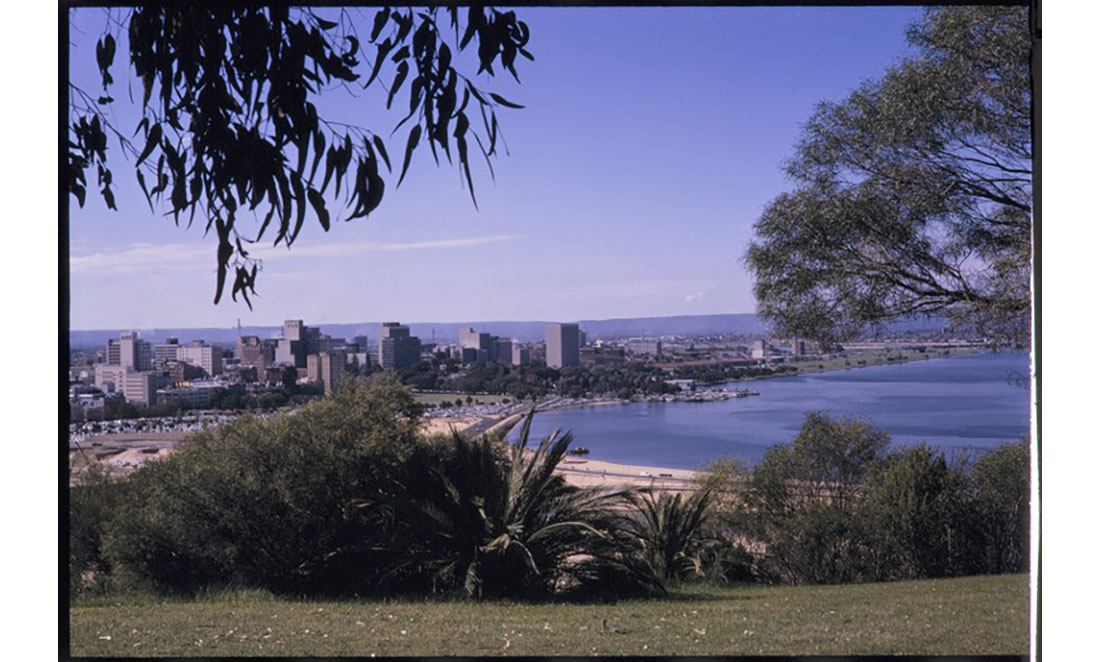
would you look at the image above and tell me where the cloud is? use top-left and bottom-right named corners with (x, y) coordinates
top-left (250, 234), bottom-right (527, 260)
top-left (70, 234), bottom-right (528, 276)
top-left (69, 243), bottom-right (211, 276)
top-left (685, 289), bottom-right (708, 302)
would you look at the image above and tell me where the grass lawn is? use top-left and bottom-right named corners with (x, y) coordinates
top-left (69, 573), bottom-right (1027, 657)
top-left (786, 348), bottom-right (977, 377)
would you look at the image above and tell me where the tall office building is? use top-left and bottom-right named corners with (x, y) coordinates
top-left (177, 341), bottom-right (223, 377)
top-left (106, 331), bottom-right (152, 371)
top-left (378, 322), bottom-right (422, 370)
top-left (457, 327), bottom-right (493, 363)
top-left (153, 338), bottom-right (181, 370)
top-left (307, 351), bottom-right (347, 395)
top-left (237, 335), bottom-right (273, 372)
top-left (94, 364), bottom-right (155, 404)
top-left (545, 323), bottom-right (580, 368)
top-left (511, 344), bottom-right (530, 366)
top-left (105, 339), bottom-right (121, 366)
top-left (275, 319), bottom-right (309, 368)
top-left (490, 338), bottom-right (513, 363)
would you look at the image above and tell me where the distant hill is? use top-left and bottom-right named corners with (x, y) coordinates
top-left (69, 313), bottom-right (949, 349)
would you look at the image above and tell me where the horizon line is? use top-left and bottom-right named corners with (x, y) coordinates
top-left (68, 311), bottom-right (765, 333)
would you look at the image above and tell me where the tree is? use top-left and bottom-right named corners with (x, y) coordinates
top-left (746, 7), bottom-right (1031, 346)
top-left (861, 444), bottom-right (974, 580)
top-left (68, 6), bottom-right (531, 305)
top-left (969, 437), bottom-right (1029, 574)
top-left (744, 412), bottom-right (889, 584)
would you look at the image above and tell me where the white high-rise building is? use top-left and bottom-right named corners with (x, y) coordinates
top-left (545, 323), bottom-right (580, 368)
top-left (177, 341), bottom-right (223, 377)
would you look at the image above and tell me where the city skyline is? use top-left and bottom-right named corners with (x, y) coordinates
top-left (67, 6), bottom-right (923, 329)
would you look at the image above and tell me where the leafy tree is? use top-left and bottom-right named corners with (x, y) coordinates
top-left (68, 6), bottom-right (531, 305)
top-left (861, 444), bottom-right (974, 580)
top-left (69, 466), bottom-right (133, 597)
top-left (746, 7), bottom-right (1031, 346)
top-left (371, 412), bottom-right (663, 600)
top-left (744, 412), bottom-right (889, 584)
top-left (969, 437), bottom-right (1029, 574)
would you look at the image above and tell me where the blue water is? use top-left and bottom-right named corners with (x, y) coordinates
top-left (513, 351), bottom-right (1031, 469)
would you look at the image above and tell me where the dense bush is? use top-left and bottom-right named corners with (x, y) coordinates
top-left (739, 413), bottom-right (887, 584)
top-left (75, 380), bottom-right (662, 601)
top-left (969, 438), bottom-right (1030, 574)
top-left (102, 377), bottom-right (423, 596)
top-left (70, 395), bottom-right (1029, 601)
top-left (69, 465), bottom-right (134, 597)
top-left (861, 445), bottom-right (978, 580)
top-left (702, 413), bottom-right (1030, 586)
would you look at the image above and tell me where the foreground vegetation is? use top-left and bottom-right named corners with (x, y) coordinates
top-left (70, 574), bottom-right (1027, 657)
top-left (71, 379), bottom-right (1029, 600)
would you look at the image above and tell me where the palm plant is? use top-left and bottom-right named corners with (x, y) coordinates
top-left (625, 487), bottom-right (716, 584)
top-left (371, 410), bottom-right (663, 600)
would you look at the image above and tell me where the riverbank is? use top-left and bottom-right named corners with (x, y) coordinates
top-left (556, 457), bottom-right (697, 490)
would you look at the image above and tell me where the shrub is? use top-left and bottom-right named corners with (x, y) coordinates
top-left (625, 489), bottom-right (714, 584)
top-left (69, 465), bottom-right (132, 597)
top-left (103, 377), bottom-right (424, 596)
top-left (970, 437), bottom-right (1030, 574)
top-left (861, 445), bottom-right (974, 580)
top-left (743, 412), bottom-right (888, 584)
top-left (370, 413), bottom-right (663, 601)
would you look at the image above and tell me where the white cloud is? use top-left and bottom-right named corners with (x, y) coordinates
top-left (685, 289), bottom-right (708, 302)
top-left (250, 233), bottom-right (527, 260)
top-left (70, 234), bottom-right (528, 276)
top-left (69, 242), bottom-right (211, 276)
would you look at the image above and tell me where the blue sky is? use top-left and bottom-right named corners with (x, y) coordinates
top-left (68, 6), bottom-right (922, 330)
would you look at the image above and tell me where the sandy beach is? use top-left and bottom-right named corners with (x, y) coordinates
top-left (555, 457), bottom-right (697, 490)
top-left (418, 415), bottom-right (482, 436)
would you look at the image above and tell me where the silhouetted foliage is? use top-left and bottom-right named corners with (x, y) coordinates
top-left (746, 7), bottom-right (1031, 346)
top-left (68, 6), bottom-right (531, 305)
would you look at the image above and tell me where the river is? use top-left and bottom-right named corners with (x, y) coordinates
top-left (513, 351), bottom-right (1031, 469)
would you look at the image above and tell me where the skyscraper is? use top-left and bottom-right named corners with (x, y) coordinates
top-left (236, 335), bottom-right (273, 372)
top-left (177, 341), bottom-right (223, 377)
top-left (106, 331), bottom-right (152, 371)
top-left (378, 322), bottom-right (421, 369)
top-left (307, 351), bottom-right (346, 395)
top-left (275, 319), bottom-right (309, 368)
top-left (545, 323), bottom-right (580, 368)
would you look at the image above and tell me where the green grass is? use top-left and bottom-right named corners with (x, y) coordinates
top-left (412, 392), bottom-right (511, 406)
top-left (69, 574), bottom-right (1027, 657)
top-left (787, 348), bottom-right (978, 376)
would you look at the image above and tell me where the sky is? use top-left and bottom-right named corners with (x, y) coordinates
top-left (67, 6), bottom-right (923, 330)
